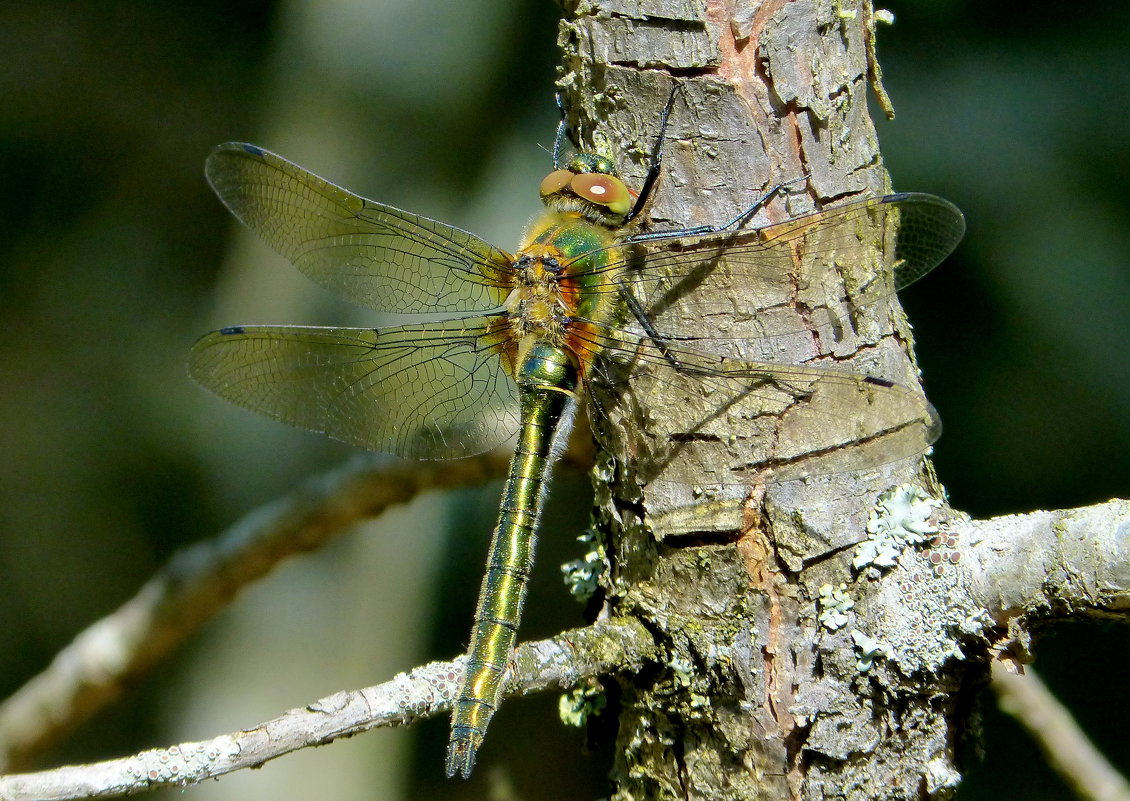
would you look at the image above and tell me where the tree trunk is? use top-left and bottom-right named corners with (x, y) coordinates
top-left (560, 2), bottom-right (972, 798)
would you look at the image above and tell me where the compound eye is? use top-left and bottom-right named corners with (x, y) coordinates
top-left (570, 173), bottom-right (632, 215)
top-left (540, 169), bottom-right (574, 198)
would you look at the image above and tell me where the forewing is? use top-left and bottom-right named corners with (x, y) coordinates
top-left (703, 192), bottom-right (966, 294)
top-left (188, 317), bottom-right (520, 460)
top-left (206, 143), bottom-right (515, 314)
top-left (575, 193), bottom-right (964, 356)
top-left (581, 331), bottom-right (939, 494)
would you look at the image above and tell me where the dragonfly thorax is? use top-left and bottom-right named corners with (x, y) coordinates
top-left (505, 246), bottom-right (571, 344)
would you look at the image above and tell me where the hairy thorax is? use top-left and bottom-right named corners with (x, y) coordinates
top-left (504, 209), bottom-right (627, 378)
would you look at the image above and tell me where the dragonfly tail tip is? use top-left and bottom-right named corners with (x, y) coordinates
top-left (445, 739), bottom-right (478, 779)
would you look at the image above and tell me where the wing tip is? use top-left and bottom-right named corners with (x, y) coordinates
top-left (883, 192), bottom-right (966, 227)
top-left (209, 141), bottom-right (264, 156)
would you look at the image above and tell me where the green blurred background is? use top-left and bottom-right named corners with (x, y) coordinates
top-left (0, 1), bottom-right (1126, 799)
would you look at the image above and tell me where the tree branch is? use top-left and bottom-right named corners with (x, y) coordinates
top-left (1, 443), bottom-right (1123, 800)
top-left (0, 452), bottom-right (513, 771)
top-left (970, 499), bottom-right (1130, 637)
top-left (0, 620), bottom-right (655, 801)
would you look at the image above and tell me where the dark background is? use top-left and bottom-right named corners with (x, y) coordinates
top-left (0, 1), bottom-right (1126, 799)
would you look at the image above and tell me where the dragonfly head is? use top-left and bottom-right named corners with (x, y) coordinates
top-left (539, 152), bottom-right (637, 227)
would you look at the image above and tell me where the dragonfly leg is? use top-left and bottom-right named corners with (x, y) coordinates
top-left (623, 174), bottom-right (809, 244)
top-left (623, 81), bottom-right (684, 225)
top-left (552, 92), bottom-right (569, 169)
top-left (615, 280), bottom-right (681, 371)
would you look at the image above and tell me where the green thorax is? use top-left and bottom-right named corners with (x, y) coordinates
top-left (520, 209), bottom-right (633, 334)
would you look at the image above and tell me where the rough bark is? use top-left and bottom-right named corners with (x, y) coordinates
top-left (560, 2), bottom-right (973, 798)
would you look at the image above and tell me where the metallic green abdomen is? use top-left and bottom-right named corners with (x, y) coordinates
top-left (445, 343), bottom-right (579, 778)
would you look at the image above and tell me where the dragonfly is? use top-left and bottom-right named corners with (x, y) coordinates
top-left (189, 93), bottom-right (964, 777)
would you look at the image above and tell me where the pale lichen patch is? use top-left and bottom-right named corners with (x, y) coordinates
top-left (818, 582), bottom-right (855, 631)
top-left (851, 629), bottom-right (892, 671)
top-left (559, 680), bottom-right (607, 727)
top-left (561, 528), bottom-right (605, 600)
top-left (853, 483), bottom-right (941, 570)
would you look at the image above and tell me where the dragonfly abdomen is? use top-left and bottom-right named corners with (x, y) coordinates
top-left (446, 343), bottom-right (579, 778)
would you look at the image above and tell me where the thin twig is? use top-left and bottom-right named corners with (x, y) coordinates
top-left (0, 451), bottom-right (513, 771)
top-left (992, 659), bottom-right (1130, 801)
top-left (0, 619), bottom-right (655, 801)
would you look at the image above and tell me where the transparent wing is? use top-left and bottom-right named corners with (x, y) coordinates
top-left (578, 328), bottom-right (939, 489)
top-left (206, 143), bottom-right (516, 314)
top-left (188, 317), bottom-right (520, 460)
top-left (574, 193), bottom-right (964, 350)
